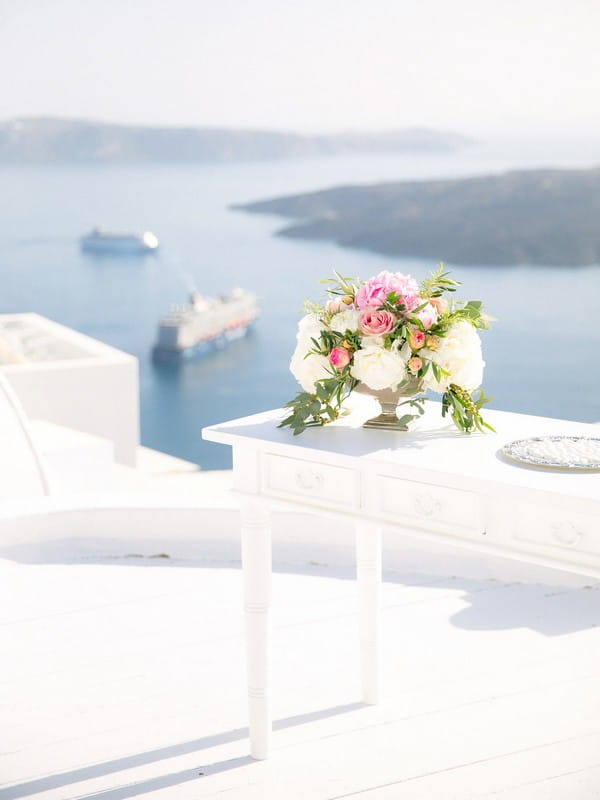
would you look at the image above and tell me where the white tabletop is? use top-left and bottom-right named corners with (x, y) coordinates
top-left (203, 400), bottom-right (599, 502)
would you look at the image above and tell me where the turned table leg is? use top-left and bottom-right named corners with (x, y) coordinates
top-left (355, 520), bottom-right (382, 704)
top-left (240, 499), bottom-right (272, 759)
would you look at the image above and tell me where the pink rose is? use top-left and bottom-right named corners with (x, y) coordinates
top-left (407, 356), bottom-right (422, 373)
top-left (414, 302), bottom-right (438, 331)
top-left (329, 346), bottom-right (352, 370)
top-left (355, 271), bottom-right (420, 311)
top-left (408, 329), bottom-right (425, 349)
top-left (359, 309), bottom-right (396, 336)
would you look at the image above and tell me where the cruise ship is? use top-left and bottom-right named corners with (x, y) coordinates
top-left (152, 288), bottom-right (260, 362)
top-left (81, 227), bottom-right (159, 254)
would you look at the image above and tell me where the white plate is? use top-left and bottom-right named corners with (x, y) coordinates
top-left (501, 435), bottom-right (600, 471)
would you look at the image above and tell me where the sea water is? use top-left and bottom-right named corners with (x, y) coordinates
top-left (1, 150), bottom-right (599, 469)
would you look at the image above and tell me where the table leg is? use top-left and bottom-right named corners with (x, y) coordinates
top-left (240, 499), bottom-right (272, 759)
top-left (355, 520), bottom-right (382, 704)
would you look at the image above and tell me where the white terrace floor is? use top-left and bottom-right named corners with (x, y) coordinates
top-left (2, 519), bottom-right (600, 800)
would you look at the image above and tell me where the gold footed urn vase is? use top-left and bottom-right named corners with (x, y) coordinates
top-left (354, 376), bottom-right (424, 430)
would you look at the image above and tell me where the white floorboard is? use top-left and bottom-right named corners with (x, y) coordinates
top-left (1, 553), bottom-right (599, 800)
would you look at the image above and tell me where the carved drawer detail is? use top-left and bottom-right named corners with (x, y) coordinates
top-left (376, 475), bottom-right (484, 534)
top-left (514, 504), bottom-right (599, 557)
top-left (262, 454), bottom-right (360, 510)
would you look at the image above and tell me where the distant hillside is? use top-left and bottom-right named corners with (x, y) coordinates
top-left (0, 118), bottom-right (472, 163)
top-left (237, 167), bottom-right (600, 266)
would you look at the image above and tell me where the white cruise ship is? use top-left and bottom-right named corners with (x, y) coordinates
top-left (152, 288), bottom-right (260, 362)
top-left (81, 227), bottom-right (159, 254)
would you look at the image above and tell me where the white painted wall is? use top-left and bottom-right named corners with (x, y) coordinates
top-left (0, 314), bottom-right (139, 465)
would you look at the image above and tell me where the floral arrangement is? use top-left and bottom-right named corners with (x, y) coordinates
top-left (280, 265), bottom-right (493, 435)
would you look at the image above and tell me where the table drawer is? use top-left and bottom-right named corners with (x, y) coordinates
top-left (376, 475), bottom-right (485, 535)
top-left (262, 453), bottom-right (360, 510)
top-left (514, 503), bottom-right (600, 559)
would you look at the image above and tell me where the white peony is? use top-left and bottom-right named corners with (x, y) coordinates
top-left (296, 313), bottom-right (324, 349)
top-left (350, 345), bottom-right (407, 391)
top-left (423, 320), bottom-right (484, 393)
top-left (289, 314), bottom-right (331, 393)
top-left (290, 350), bottom-right (332, 393)
top-left (329, 308), bottom-right (360, 334)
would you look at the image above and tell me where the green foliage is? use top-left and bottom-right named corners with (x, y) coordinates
top-left (302, 299), bottom-right (325, 316)
top-left (320, 270), bottom-right (360, 298)
top-left (278, 370), bottom-right (359, 435)
top-left (420, 263), bottom-right (461, 297)
top-left (396, 395), bottom-right (428, 427)
top-left (441, 384), bottom-right (495, 433)
top-left (447, 300), bottom-right (491, 330)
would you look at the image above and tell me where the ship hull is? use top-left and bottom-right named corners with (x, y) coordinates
top-left (152, 322), bottom-right (253, 363)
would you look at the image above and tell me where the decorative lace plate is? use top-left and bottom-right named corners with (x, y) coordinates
top-left (501, 436), bottom-right (600, 470)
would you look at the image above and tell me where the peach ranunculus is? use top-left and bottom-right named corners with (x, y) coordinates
top-left (407, 356), bottom-right (422, 373)
top-left (408, 328), bottom-right (425, 350)
top-left (430, 296), bottom-right (448, 315)
top-left (329, 346), bottom-right (352, 370)
top-left (359, 309), bottom-right (396, 337)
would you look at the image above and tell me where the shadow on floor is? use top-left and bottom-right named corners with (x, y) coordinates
top-left (0, 702), bottom-right (364, 800)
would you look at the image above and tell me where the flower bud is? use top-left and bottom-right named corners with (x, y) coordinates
top-left (425, 334), bottom-right (440, 350)
top-left (325, 298), bottom-right (344, 315)
top-left (407, 356), bottom-right (423, 373)
top-left (408, 329), bottom-right (425, 350)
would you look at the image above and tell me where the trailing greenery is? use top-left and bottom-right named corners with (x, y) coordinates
top-left (279, 370), bottom-right (358, 435)
top-left (441, 384), bottom-right (495, 433)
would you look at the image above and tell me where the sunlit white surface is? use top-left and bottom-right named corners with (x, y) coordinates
top-left (1, 541), bottom-right (599, 800)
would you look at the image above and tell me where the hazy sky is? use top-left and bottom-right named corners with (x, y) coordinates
top-left (1, 0), bottom-right (599, 137)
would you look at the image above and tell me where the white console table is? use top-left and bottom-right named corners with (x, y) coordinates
top-left (203, 403), bottom-right (599, 759)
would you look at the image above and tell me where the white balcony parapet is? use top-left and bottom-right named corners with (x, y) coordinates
top-left (0, 313), bottom-right (139, 465)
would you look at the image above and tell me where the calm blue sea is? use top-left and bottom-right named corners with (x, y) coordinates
top-left (1, 149), bottom-right (599, 469)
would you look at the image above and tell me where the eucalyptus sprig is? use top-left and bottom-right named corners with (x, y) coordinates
top-left (279, 370), bottom-right (358, 435)
top-left (396, 395), bottom-right (428, 427)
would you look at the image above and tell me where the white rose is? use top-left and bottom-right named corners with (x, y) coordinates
top-left (329, 309), bottom-right (360, 334)
top-left (350, 345), bottom-right (407, 391)
top-left (423, 320), bottom-right (484, 393)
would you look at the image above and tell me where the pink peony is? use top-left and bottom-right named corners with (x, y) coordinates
top-left (408, 329), bottom-right (425, 349)
top-left (355, 271), bottom-right (420, 311)
top-left (414, 302), bottom-right (438, 330)
top-left (329, 346), bottom-right (352, 370)
top-left (359, 309), bottom-right (397, 336)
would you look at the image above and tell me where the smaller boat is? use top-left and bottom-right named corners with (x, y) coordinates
top-left (81, 227), bottom-right (159, 254)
